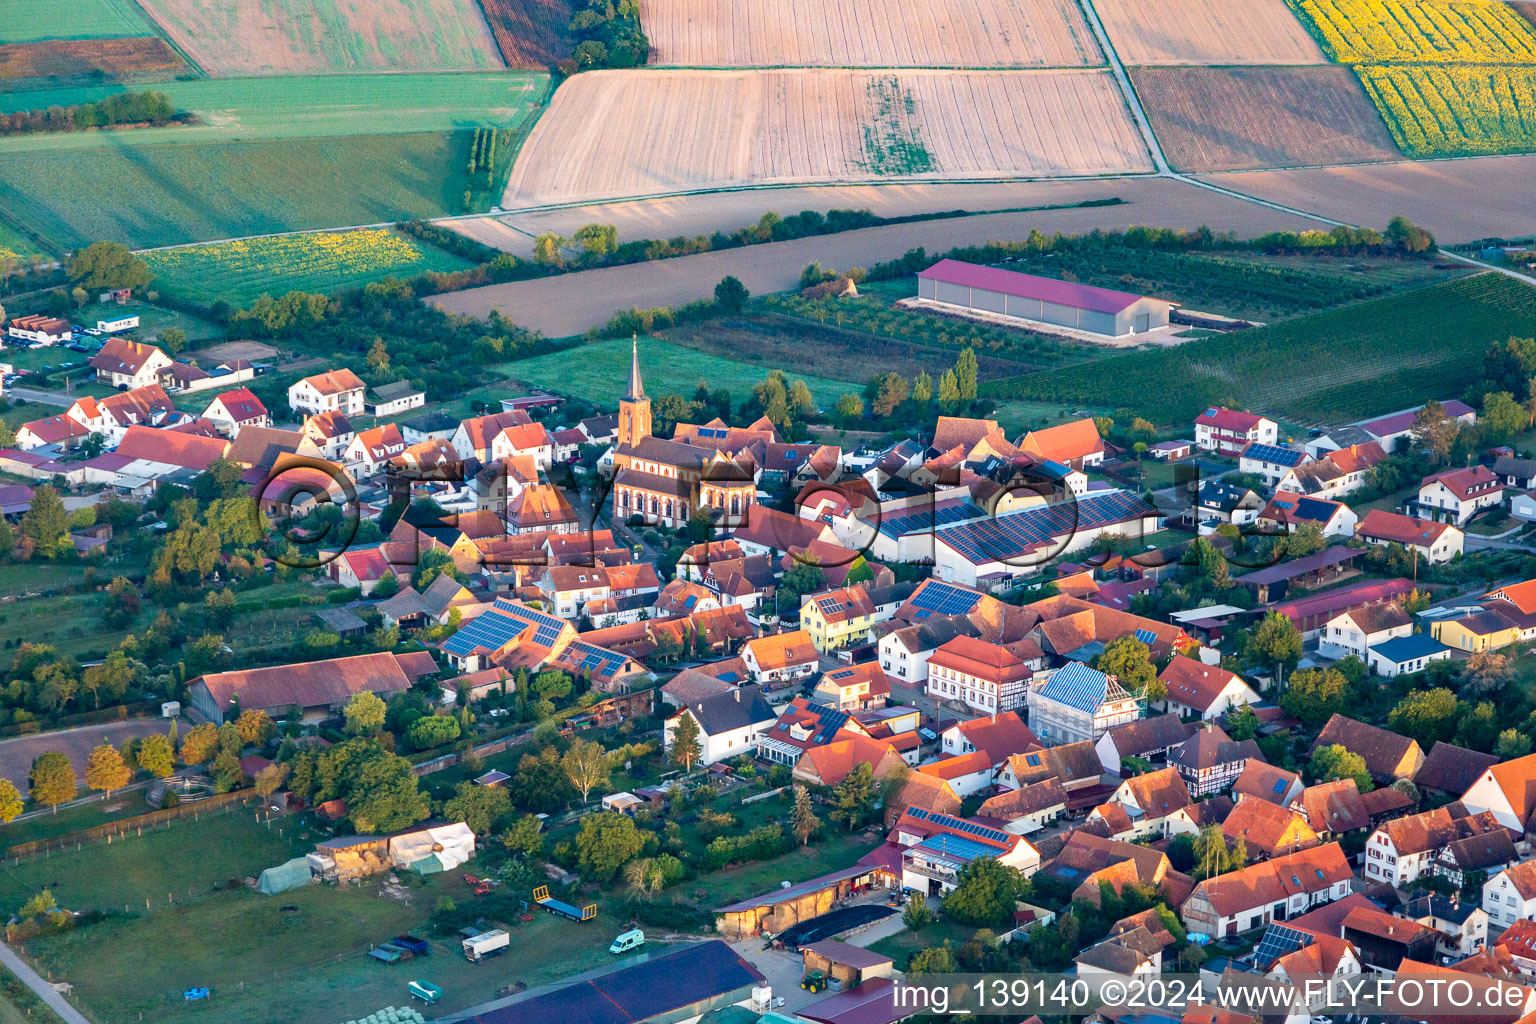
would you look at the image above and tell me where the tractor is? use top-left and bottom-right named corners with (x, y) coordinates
top-left (801, 970), bottom-right (826, 995)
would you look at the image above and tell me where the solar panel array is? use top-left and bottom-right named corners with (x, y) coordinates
top-left (878, 500), bottom-right (986, 538)
top-left (1134, 628), bottom-right (1158, 645)
top-left (915, 834), bottom-right (1007, 862)
top-left (936, 491), bottom-right (1155, 565)
top-left (563, 641), bottom-right (627, 678)
top-left (905, 807), bottom-right (1010, 845)
top-left (1253, 923), bottom-right (1312, 969)
top-left (442, 599), bottom-right (565, 656)
top-left (908, 581), bottom-right (984, 618)
top-left (1243, 443), bottom-right (1307, 466)
top-left (818, 595), bottom-right (847, 615)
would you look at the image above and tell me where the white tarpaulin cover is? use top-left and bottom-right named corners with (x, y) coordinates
top-left (388, 822), bottom-right (475, 871)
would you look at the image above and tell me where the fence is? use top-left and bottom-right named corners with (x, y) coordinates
top-left (411, 732), bottom-right (527, 776)
top-left (5, 791), bottom-right (263, 859)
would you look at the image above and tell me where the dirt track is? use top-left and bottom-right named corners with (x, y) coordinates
top-left (1196, 155), bottom-right (1536, 242)
top-left (431, 176), bottom-right (1320, 336)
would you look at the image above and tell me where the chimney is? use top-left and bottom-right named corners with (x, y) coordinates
top-left (735, 689), bottom-right (741, 702)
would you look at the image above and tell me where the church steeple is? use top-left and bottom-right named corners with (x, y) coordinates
top-left (625, 334), bottom-right (647, 401)
top-left (617, 334), bottom-right (652, 448)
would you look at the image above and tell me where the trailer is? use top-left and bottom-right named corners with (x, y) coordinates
top-left (532, 885), bottom-right (597, 922)
top-left (462, 929), bottom-right (510, 962)
top-left (393, 935), bottom-right (430, 956)
top-left (408, 980), bottom-right (443, 1005)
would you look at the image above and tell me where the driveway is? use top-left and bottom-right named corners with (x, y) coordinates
top-left (0, 718), bottom-right (174, 790)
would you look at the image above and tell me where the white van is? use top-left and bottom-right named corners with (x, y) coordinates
top-left (609, 929), bottom-right (645, 954)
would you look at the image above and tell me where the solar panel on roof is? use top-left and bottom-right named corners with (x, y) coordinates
top-left (1253, 923), bottom-right (1311, 969)
top-left (1244, 443), bottom-right (1305, 465)
top-left (1134, 628), bottom-right (1157, 645)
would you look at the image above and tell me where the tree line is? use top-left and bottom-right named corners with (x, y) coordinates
top-left (0, 90), bottom-right (183, 137)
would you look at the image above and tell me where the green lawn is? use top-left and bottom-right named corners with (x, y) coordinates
top-left (0, 589), bottom-right (140, 669)
top-left (0, 810), bottom-right (306, 914)
top-left (145, 228), bottom-right (475, 305)
top-left (0, 73), bottom-right (549, 151)
top-left (19, 864), bottom-right (647, 1023)
top-left (866, 918), bottom-right (975, 968)
top-left (0, 796), bottom-right (156, 849)
top-left (77, 298), bottom-right (224, 344)
top-left (497, 337), bottom-right (860, 413)
top-left (0, 0), bottom-right (152, 43)
top-left (0, 132), bottom-right (483, 251)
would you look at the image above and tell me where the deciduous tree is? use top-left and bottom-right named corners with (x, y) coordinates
top-left (575, 810), bottom-right (645, 881)
top-left (137, 734), bottom-right (174, 778)
top-left (343, 691), bottom-right (387, 735)
top-left (29, 751), bottom-right (76, 812)
top-left (84, 741), bottom-right (131, 798)
top-left (0, 779), bottom-right (23, 824)
top-left (562, 740), bottom-right (613, 804)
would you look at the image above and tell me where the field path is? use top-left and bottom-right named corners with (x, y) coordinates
top-left (0, 942), bottom-right (91, 1024)
top-left (428, 176), bottom-right (1322, 336)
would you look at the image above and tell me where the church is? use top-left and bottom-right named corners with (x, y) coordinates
top-left (609, 340), bottom-right (762, 530)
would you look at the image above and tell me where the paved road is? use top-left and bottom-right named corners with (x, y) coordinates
top-left (0, 942), bottom-right (90, 1024)
top-left (7, 387), bottom-right (73, 409)
top-left (0, 718), bottom-right (172, 790)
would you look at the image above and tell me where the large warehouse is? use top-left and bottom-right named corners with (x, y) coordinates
top-left (916, 259), bottom-right (1176, 336)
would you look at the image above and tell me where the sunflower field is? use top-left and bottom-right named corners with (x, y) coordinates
top-left (1288, 0), bottom-right (1536, 63)
top-left (1357, 64), bottom-right (1536, 156)
top-left (144, 228), bottom-right (473, 305)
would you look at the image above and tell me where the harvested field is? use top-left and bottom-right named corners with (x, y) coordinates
top-left (1199, 155), bottom-right (1536, 242)
top-left (1287, 0), bottom-right (1536, 62)
top-left (1357, 64), bottom-right (1536, 157)
top-left (0, 36), bottom-right (185, 80)
top-left (503, 69), bottom-right (1152, 206)
top-left (1094, 0), bottom-right (1326, 64)
top-left (480, 0), bottom-right (576, 68)
top-left (642, 0), bottom-right (1100, 67)
top-left (1132, 66), bottom-right (1400, 171)
top-left (137, 0), bottom-right (505, 75)
top-left (433, 177), bottom-right (1322, 336)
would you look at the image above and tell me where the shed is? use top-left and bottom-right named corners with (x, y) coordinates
top-left (799, 940), bottom-right (894, 988)
top-left (714, 865), bottom-right (876, 940)
top-left (916, 259), bottom-right (1176, 337)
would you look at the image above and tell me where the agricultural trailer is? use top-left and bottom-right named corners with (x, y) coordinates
top-left (533, 885), bottom-right (597, 922)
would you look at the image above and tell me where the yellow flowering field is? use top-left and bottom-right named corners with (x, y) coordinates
top-left (144, 228), bottom-right (473, 305)
top-left (1289, 0), bottom-right (1536, 62)
top-left (1357, 64), bottom-right (1536, 156)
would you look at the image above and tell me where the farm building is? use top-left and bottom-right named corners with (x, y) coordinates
top-left (187, 650), bottom-right (439, 723)
top-left (714, 865), bottom-right (884, 940)
top-left (466, 940), bottom-right (764, 1024)
top-left (916, 259), bottom-right (1175, 337)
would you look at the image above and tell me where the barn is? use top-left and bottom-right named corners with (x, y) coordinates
top-left (916, 259), bottom-right (1176, 337)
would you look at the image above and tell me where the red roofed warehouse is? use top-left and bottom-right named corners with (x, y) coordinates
top-left (916, 259), bottom-right (1176, 338)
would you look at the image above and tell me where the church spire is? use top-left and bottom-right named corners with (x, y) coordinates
top-left (626, 334), bottom-right (646, 401)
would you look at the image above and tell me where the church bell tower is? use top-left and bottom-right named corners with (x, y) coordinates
top-left (617, 335), bottom-right (652, 449)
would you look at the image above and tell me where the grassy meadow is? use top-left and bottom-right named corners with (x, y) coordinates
top-left (1, 0), bottom-right (154, 43)
top-left (497, 336), bottom-right (860, 412)
top-left (0, 72), bottom-right (550, 151)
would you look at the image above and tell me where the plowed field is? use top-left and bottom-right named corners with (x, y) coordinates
top-left (1093, 0), bottom-right (1327, 64)
top-left (0, 36), bottom-right (185, 79)
top-left (1133, 66), bottom-right (1400, 170)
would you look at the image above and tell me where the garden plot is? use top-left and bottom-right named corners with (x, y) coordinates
top-left (1092, 0), bottom-right (1327, 64)
top-left (501, 69), bottom-right (1152, 207)
top-left (641, 0), bottom-right (1101, 67)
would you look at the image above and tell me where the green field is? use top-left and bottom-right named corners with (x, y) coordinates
top-left (145, 227), bottom-right (475, 304)
top-left (497, 336), bottom-right (861, 413)
top-left (0, 72), bottom-right (550, 152)
top-left (7, 808), bottom-right (651, 1023)
top-left (0, 131), bottom-right (482, 250)
top-left (984, 273), bottom-right (1536, 425)
top-left (0, 0), bottom-right (153, 43)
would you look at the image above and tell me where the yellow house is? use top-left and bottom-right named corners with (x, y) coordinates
top-left (799, 584), bottom-right (878, 653)
top-left (1432, 609), bottom-right (1520, 653)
